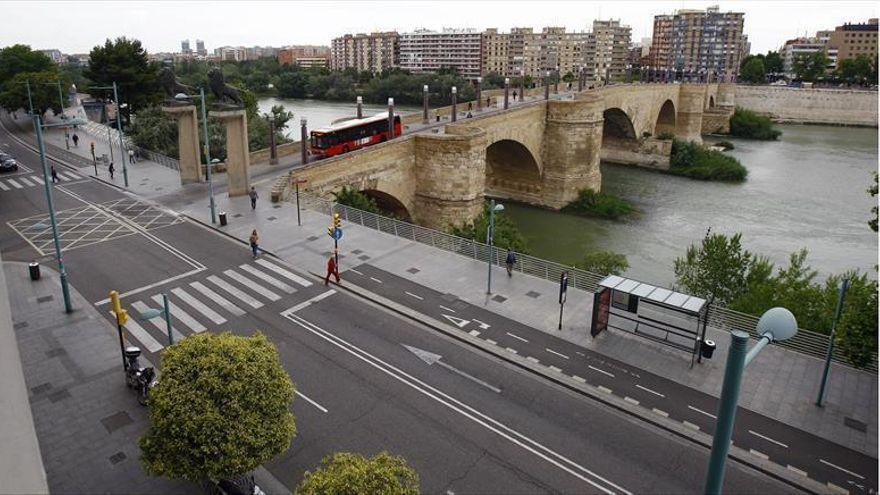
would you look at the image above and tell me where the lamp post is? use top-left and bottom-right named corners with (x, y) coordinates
top-left (544, 70), bottom-right (551, 100)
top-left (422, 85), bottom-right (429, 123)
top-left (387, 98), bottom-right (395, 138)
top-left (519, 76), bottom-right (525, 103)
top-left (139, 294), bottom-right (173, 345)
top-left (554, 66), bottom-right (559, 93)
top-left (503, 78), bottom-right (510, 109)
top-left (817, 279), bottom-right (849, 407)
top-left (451, 87), bottom-right (457, 122)
top-left (475, 78), bottom-right (482, 111)
top-left (486, 199), bottom-right (504, 295)
top-left (300, 117), bottom-right (308, 166)
top-left (177, 89), bottom-right (216, 223)
top-left (356, 95), bottom-right (363, 119)
top-left (293, 177), bottom-right (307, 226)
top-left (703, 308), bottom-right (798, 495)
top-left (25, 79), bottom-right (34, 115)
top-left (92, 83), bottom-right (129, 186)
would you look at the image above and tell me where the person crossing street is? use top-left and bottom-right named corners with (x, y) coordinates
top-left (249, 229), bottom-right (260, 258)
top-left (324, 252), bottom-right (341, 286)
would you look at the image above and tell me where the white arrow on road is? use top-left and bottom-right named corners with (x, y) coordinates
top-left (403, 344), bottom-right (501, 393)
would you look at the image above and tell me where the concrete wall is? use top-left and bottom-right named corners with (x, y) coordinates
top-left (735, 86), bottom-right (878, 127)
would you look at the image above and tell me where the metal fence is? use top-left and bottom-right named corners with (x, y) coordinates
top-left (299, 191), bottom-right (876, 372)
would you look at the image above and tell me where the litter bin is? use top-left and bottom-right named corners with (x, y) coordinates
top-left (701, 339), bottom-right (716, 359)
top-left (219, 211), bottom-right (227, 226)
top-left (28, 262), bottom-right (40, 281)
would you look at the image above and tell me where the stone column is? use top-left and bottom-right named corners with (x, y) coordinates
top-left (716, 83), bottom-right (736, 111)
top-left (540, 93), bottom-right (604, 209)
top-left (412, 126), bottom-right (487, 229)
top-left (210, 109), bottom-right (250, 197)
top-left (674, 84), bottom-right (706, 144)
top-left (161, 105), bottom-right (202, 184)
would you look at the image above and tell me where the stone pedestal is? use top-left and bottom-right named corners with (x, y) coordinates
top-left (210, 109), bottom-right (250, 197)
top-left (675, 84), bottom-right (706, 143)
top-left (161, 105), bottom-right (202, 184)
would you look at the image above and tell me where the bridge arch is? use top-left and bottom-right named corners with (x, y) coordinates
top-left (654, 100), bottom-right (676, 136)
top-left (361, 189), bottom-right (412, 221)
top-left (485, 139), bottom-right (542, 202)
top-left (602, 108), bottom-right (637, 140)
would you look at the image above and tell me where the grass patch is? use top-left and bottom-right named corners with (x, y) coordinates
top-left (562, 189), bottom-right (636, 220)
top-left (668, 139), bottom-right (748, 182)
top-left (729, 107), bottom-right (782, 140)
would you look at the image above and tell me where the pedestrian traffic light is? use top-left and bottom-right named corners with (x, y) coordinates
top-left (109, 290), bottom-right (128, 325)
top-left (332, 212), bottom-right (341, 229)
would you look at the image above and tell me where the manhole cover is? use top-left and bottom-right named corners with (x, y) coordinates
top-left (101, 411), bottom-right (134, 434)
top-left (526, 291), bottom-right (541, 298)
top-left (407, 267), bottom-right (420, 274)
top-left (108, 451), bottom-right (127, 465)
top-left (844, 417), bottom-right (868, 432)
top-left (351, 249), bottom-right (363, 255)
top-left (491, 295), bottom-right (508, 303)
top-left (358, 255), bottom-right (370, 261)
top-left (47, 389), bottom-right (71, 403)
top-left (37, 295), bottom-right (54, 303)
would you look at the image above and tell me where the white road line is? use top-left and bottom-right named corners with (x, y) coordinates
top-left (749, 449), bottom-right (769, 460)
top-left (64, 172), bottom-right (81, 180)
top-left (207, 275), bottom-right (263, 309)
top-left (748, 430), bottom-right (789, 449)
top-left (687, 405), bottom-right (717, 419)
top-left (30, 175), bottom-right (43, 185)
top-left (370, 276), bottom-right (383, 284)
top-left (597, 386), bottom-right (613, 394)
top-left (223, 269), bottom-right (281, 302)
top-left (506, 347), bottom-right (518, 354)
top-left (7, 178), bottom-right (22, 189)
top-left (239, 264), bottom-right (296, 293)
top-left (571, 375), bottom-right (587, 383)
top-left (18, 177), bottom-right (33, 186)
top-left (283, 313), bottom-right (631, 495)
top-left (682, 421), bottom-right (700, 431)
top-left (819, 459), bottom-right (865, 480)
top-left (189, 281), bottom-right (246, 317)
top-left (255, 258), bottom-right (313, 287)
top-left (786, 465), bottom-right (808, 477)
top-left (348, 268), bottom-right (364, 275)
top-left (506, 332), bottom-right (529, 343)
top-left (546, 348), bottom-right (570, 360)
top-left (468, 330), bottom-right (481, 337)
top-left (526, 356), bottom-right (540, 364)
top-left (171, 287), bottom-right (226, 324)
top-left (623, 396), bottom-right (639, 406)
top-left (652, 408), bottom-right (669, 417)
top-left (575, 351), bottom-right (585, 356)
top-left (636, 384), bottom-right (665, 398)
top-left (588, 365), bottom-right (614, 378)
top-left (826, 482), bottom-right (850, 495)
top-left (281, 289), bottom-right (336, 314)
top-left (112, 312), bottom-right (163, 353)
top-left (296, 390), bottom-right (328, 413)
top-left (485, 339), bottom-right (497, 345)
top-left (130, 301), bottom-right (185, 342)
top-left (439, 305), bottom-right (456, 313)
top-left (405, 291), bottom-right (424, 300)
top-left (0, 181), bottom-right (8, 191)
top-left (151, 294), bottom-right (207, 333)
top-left (548, 365), bottom-right (563, 373)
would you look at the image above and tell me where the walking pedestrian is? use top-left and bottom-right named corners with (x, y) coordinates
top-left (249, 229), bottom-right (259, 258)
top-left (108, 161), bottom-right (115, 179)
top-left (128, 149), bottom-right (135, 164)
top-left (505, 248), bottom-right (517, 277)
top-left (324, 252), bottom-right (341, 286)
top-left (467, 101), bottom-right (472, 112)
top-left (486, 96), bottom-right (491, 108)
top-left (249, 186), bottom-right (258, 210)
top-left (71, 133), bottom-right (79, 147)
top-left (50, 164), bottom-right (59, 183)
top-left (513, 90), bottom-right (518, 101)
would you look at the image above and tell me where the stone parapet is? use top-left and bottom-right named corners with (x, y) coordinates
top-left (734, 85), bottom-right (878, 127)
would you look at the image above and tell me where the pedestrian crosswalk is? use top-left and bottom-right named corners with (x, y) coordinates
top-left (0, 171), bottom-right (82, 191)
top-left (117, 259), bottom-right (315, 353)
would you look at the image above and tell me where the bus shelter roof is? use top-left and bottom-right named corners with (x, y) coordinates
top-left (598, 275), bottom-right (707, 315)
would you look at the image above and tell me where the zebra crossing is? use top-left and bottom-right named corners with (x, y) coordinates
top-left (117, 258), bottom-right (316, 353)
top-left (0, 171), bottom-right (82, 191)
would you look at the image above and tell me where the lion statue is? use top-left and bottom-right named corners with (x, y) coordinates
top-left (159, 68), bottom-right (195, 99)
top-left (208, 67), bottom-right (243, 106)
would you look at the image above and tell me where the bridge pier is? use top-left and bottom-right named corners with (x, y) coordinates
top-left (675, 84), bottom-right (706, 143)
top-left (161, 104), bottom-right (203, 184)
top-left (210, 109), bottom-right (250, 197)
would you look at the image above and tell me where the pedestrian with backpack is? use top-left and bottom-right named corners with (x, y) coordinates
top-left (506, 248), bottom-right (517, 277)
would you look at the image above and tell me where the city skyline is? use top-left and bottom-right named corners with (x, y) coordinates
top-left (1, 0), bottom-right (877, 56)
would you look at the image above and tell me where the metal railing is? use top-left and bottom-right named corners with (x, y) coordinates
top-left (298, 191), bottom-right (876, 372)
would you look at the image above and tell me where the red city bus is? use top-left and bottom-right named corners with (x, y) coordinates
top-left (309, 113), bottom-right (402, 159)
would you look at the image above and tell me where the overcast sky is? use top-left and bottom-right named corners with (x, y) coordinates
top-left (2, 1), bottom-right (877, 55)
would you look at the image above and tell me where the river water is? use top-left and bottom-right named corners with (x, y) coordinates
top-left (258, 97), bottom-right (419, 139)
top-left (505, 124), bottom-right (878, 286)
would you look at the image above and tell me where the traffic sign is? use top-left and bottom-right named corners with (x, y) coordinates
top-left (331, 227), bottom-right (343, 240)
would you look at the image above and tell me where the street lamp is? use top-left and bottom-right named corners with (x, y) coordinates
top-left (703, 307), bottom-right (798, 495)
top-left (139, 293), bottom-right (173, 345)
top-left (486, 199), bottom-right (504, 294)
top-left (92, 82), bottom-right (129, 187)
top-left (176, 89), bottom-right (216, 224)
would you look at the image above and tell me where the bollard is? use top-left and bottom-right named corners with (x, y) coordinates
top-left (219, 211), bottom-right (227, 226)
top-left (28, 262), bottom-right (40, 281)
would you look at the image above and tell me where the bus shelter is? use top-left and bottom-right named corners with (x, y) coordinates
top-left (590, 275), bottom-right (711, 367)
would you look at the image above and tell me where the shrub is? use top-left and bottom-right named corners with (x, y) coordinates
top-left (729, 107), bottom-right (782, 140)
top-left (296, 452), bottom-right (419, 495)
top-left (448, 202), bottom-right (529, 254)
top-left (561, 189), bottom-right (636, 220)
top-left (577, 251), bottom-right (629, 276)
top-left (715, 140), bottom-right (735, 150)
top-left (669, 139), bottom-right (748, 182)
top-left (656, 131), bottom-right (675, 140)
top-left (333, 186), bottom-right (381, 215)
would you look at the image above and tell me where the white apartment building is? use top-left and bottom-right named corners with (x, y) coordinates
top-left (399, 28), bottom-right (483, 80)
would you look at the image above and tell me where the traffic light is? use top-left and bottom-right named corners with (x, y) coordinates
top-left (327, 213), bottom-right (342, 237)
top-left (109, 290), bottom-right (128, 325)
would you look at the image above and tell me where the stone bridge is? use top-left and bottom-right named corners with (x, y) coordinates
top-left (291, 83), bottom-right (735, 229)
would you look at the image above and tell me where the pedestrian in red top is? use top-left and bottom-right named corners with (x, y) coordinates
top-left (324, 253), bottom-right (340, 286)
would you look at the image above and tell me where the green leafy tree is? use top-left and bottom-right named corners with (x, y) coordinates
top-left (0, 44), bottom-right (53, 90)
top-left (0, 69), bottom-right (69, 115)
top-left (835, 273), bottom-right (879, 368)
top-left (275, 70), bottom-right (310, 98)
top-left (577, 251), bottom-right (629, 276)
top-left (763, 51), bottom-right (784, 75)
top-left (267, 104), bottom-right (293, 130)
top-left (837, 54), bottom-right (876, 85)
top-left (128, 105), bottom-right (178, 157)
top-left (332, 186), bottom-right (381, 214)
top-left (869, 172), bottom-right (878, 232)
top-left (482, 72), bottom-right (506, 89)
top-left (449, 202), bottom-right (529, 254)
top-left (296, 452), bottom-right (419, 495)
top-left (729, 107), bottom-right (782, 140)
top-left (792, 50), bottom-right (830, 82)
top-left (85, 37), bottom-right (162, 114)
top-left (739, 57), bottom-right (766, 84)
top-left (673, 232), bottom-right (753, 305)
top-left (140, 332), bottom-right (296, 482)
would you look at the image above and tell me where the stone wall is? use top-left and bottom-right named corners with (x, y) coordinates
top-left (701, 108), bottom-right (733, 134)
top-left (735, 86), bottom-right (878, 127)
top-left (600, 137), bottom-right (671, 170)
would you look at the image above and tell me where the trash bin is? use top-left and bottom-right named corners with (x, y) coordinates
top-left (219, 211), bottom-right (227, 226)
top-left (28, 262), bottom-right (40, 281)
top-left (701, 339), bottom-right (716, 359)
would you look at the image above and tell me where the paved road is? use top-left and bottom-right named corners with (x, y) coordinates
top-left (0, 122), bottom-right (798, 493)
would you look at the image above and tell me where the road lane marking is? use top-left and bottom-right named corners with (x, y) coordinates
top-left (405, 291), bottom-right (424, 300)
top-left (572, 375), bottom-right (587, 383)
top-left (636, 384), bottom-right (665, 398)
top-left (30, 175), bottom-right (43, 185)
top-left (61, 172), bottom-right (80, 180)
top-left (18, 177), bottom-right (33, 186)
top-left (283, 313), bottom-right (631, 495)
top-left (403, 344), bottom-right (502, 394)
top-left (682, 421), bottom-right (700, 431)
top-left (546, 348), bottom-right (570, 359)
top-left (819, 459), bottom-right (865, 479)
top-left (786, 465), bottom-right (808, 477)
top-left (130, 301), bottom-right (185, 342)
top-left (239, 264), bottom-right (296, 293)
top-left (207, 275), bottom-right (263, 309)
top-left (575, 351), bottom-right (585, 356)
top-left (485, 339), bottom-right (497, 345)
top-left (687, 405), bottom-right (716, 419)
top-left (296, 390), bottom-right (328, 413)
top-left (189, 281), bottom-right (246, 316)
top-left (7, 178), bottom-right (22, 189)
top-left (254, 258), bottom-right (313, 287)
top-left (439, 305), bottom-right (456, 313)
top-left (171, 287), bottom-right (227, 324)
top-left (588, 365), bottom-right (614, 378)
top-left (597, 386), bottom-right (613, 394)
top-left (223, 269), bottom-right (281, 301)
top-left (549, 365), bottom-right (562, 373)
top-left (652, 408), bottom-right (669, 417)
top-left (624, 396), bottom-right (639, 406)
top-left (748, 430), bottom-right (789, 449)
top-left (506, 347), bottom-right (518, 354)
top-left (0, 181), bottom-right (9, 191)
top-left (348, 268), bottom-right (364, 275)
top-left (826, 482), bottom-right (850, 494)
top-left (749, 449), bottom-right (769, 460)
top-left (151, 294), bottom-right (206, 333)
top-left (281, 289), bottom-right (337, 314)
top-left (370, 276), bottom-right (383, 284)
top-left (526, 356), bottom-right (540, 364)
top-left (468, 330), bottom-right (480, 337)
top-left (111, 312), bottom-right (163, 353)
top-left (506, 332), bottom-right (528, 343)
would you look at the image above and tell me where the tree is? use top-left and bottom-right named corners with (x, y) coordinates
top-left (739, 57), bottom-right (766, 84)
top-left (275, 69), bottom-right (309, 98)
top-left (763, 51), bottom-right (783, 76)
top-left (85, 37), bottom-right (162, 114)
top-left (837, 54), bottom-right (875, 85)
top-left (333, 186), bottom-right (381, 214)
top-left (140, 332), bottom-right (296, 482)
top-left (792, 50), bottom-right (830, 82)
top-left (869, 172), bottom-right (878, 232)
top-left (835, 273), bottom-right (879, 368)
top-left (673, 232), bottom-right (753, 305)
top-left (128, 105), bottom-right (178, 157)
top-left (482, 72), bottom-right (505, 89)
top-left (267, 104), bottom-right (293, 130)
top-left (0, 69), bottom-right (69, 115)
top-left (0, 44), bottom-right (53, 90)
top-left (577, 251), bottom-right (629, 276)
top-left (296, 452), bottom-right (419, 495)
top-left (449, 202), bottom-right (529, 254)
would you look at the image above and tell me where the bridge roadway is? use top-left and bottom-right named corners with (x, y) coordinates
top-left (0, 117), bottom-right (793, 493)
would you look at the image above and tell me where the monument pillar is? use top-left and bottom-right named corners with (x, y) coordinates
top-left (675, 84), bottom-right (706, 143)
top-left (210, 109), bottom-right (250, 197)
top-left (161, 105), bottom-right (202, 184)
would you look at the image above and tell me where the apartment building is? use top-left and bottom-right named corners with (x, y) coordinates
top-left (827, 18), bottom-right (878, 63)
top-left (647, 15), bottom-right (673, 69)
top-left (482, 28), bottom-right (509, 76)
top-left (589, 19), bottom-right (632, 81)
top-left (330, 32), bottom-right (399, 73)
top-left (398, 28), bottom-right (483, 80)
top-left (278, 46), bottom-right (331, 67)
top-left (649, 6), bottom-right (745, 80)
